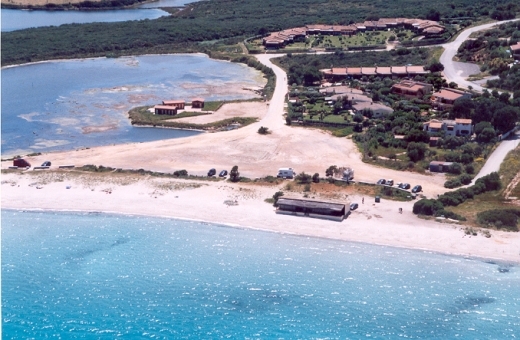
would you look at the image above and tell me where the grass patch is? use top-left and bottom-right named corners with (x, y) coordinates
top-left (128, 105), bottom-right (258, 130)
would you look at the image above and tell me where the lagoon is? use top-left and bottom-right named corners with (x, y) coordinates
top-left (2, 209), bottom-right (519, 338)
top-left (1, 54), bottom-right (265, 157)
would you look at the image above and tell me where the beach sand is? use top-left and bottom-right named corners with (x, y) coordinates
top-left (2, 170), bottom-right (519, 263)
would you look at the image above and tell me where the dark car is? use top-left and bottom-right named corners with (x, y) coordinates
top-left (208, 168), bottom-right (216, 176)
top-left (377, 179), bottom-right (386, 185)
top-left (350, 203), bottom-right (359, 211)
top-left (219, 170), bottom-right (228, 177)
top-left (386, 179), bottom-right (394, 186)
top-left (412, 185), bottom-right (422, 193)
top-left (399, 183), bottom-right (411, 190)
top-left (41, 161), bottom-right (51, 167)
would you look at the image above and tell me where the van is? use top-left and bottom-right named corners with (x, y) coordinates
top-left (13, 158), bottom-right (31, 168)
top-left (277, 167), bottom-right (296, 179)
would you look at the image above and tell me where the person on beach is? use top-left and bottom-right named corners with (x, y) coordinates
top-left (399, 207), bottom-right (402, 214)
top-left (362, 197), bottom-right (364, 204)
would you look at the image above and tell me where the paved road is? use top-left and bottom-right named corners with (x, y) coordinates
top-left (473, 131), bottom-right (520, 182)
top-left (440, 19), bottom-right (520, 92)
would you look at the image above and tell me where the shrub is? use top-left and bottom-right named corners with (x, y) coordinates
top-left (272, 191), bottom-right (284, 207)
top-left (475, 172), bottom-right (501, 191)
top-left (435, 209), bottom-right (467, 221)
top-left (312, 173), bottom-right (320, 183)
top-left (257, 126), bottom-right (269, 134)
top-left (230, 165), bottom-right (240, 182)
top-left (295, 172), bottom-right (312, 184)
top-left (444, 178), bottom-right (462, 188)
top-left (413, 199), bottom-right (444, 215)
top-left (448, 162), bottom-right (463, 175)
top-left (459, 174), bottom-right (473, 185)
top-left (465, 164), bottom-right (475, 174)
top-left (173, 169), bottom-right (188, 177)
top-left (477, 209), bottom-right (520, 231)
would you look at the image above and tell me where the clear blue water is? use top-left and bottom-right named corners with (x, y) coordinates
top-left (1, 8), bottom-right (168, 32)
top-left (2, 210), bottom-right (519, 339)
top-left (1, 54), bottom-right (264, 156)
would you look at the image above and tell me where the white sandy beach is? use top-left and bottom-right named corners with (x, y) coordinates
top-left (2, 170), bottom-right (519, 263)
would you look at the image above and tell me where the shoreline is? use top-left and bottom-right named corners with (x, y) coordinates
top-left (1, 52), bottom-right (209, 70)
top-left (2, 171), bottom-right (519, 264)
top-left (3, 205), bottom-right (518, 266)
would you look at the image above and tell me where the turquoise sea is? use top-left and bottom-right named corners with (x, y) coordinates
top-left (2, 210), bottom-right (519, 338)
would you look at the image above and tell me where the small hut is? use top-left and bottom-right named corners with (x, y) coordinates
top-left (192, 98), bottom-right (205, 109)
top-left (276, 198), bottom-right (347, 221)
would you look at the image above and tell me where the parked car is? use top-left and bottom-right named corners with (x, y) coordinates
top-left (207, 168), bottom-right (216, 176)
top-left (377, 179), bottom-right (386, 185)
top-left (386, 179), bottom-right (394, 186)
top-left (219, 170), bottom-right (228, 177)
top-left (398, 183), bottom-right (410, 190)
top-left (412, 185), bottom-right (422, 193)
top-left (41, 161), bottom-right (51, 167)
top-left (13, 158), bottom-right (31, 168)
top-left (350, 203), bottom-right (359, 211)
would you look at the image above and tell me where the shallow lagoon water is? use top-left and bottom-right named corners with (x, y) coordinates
top-left (2, 210), bottom-right (519, 338)
top-left (1, 8), bottom-right (168, 32)
top-left (1, 54), bottom-right (265, 156)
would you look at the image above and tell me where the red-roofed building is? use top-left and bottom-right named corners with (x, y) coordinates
top-left (430, 88), bottom-right (471, 110)
top-left (192, 98), bottom-right (205, 109)
top-left (154, 105), bottom-right (178, 115)
top-left (163, 100), bottom-right (185, 109)
top-left (391, 80), bottom-right (432, 98)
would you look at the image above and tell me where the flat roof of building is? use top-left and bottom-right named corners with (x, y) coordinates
top-left (277, 198), bottom-right (346, 212)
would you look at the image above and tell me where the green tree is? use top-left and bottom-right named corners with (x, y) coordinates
top-left (325, 165), bottom-right (337, 177)
top-left (407, 142), bottom-right (427, 162)
top-left (312, 173), bottom-right (320, 183)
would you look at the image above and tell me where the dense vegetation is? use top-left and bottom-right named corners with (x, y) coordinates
top-left (413, 172), bottom-right (503, 221)
top-left (2, 0), bottom-right (519, 66)
top-left (477, 209), bottom-right (520, 231)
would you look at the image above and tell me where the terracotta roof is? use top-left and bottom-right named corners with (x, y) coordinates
top-left (510, 42), bottom-right (520, 51)
top-left (429, 122), bottom-right (443, 129)
top-left (346, 67), bottom-right (362, 75)
top-left (154, 105), bottom-right (177, 110)
top-left (455, 118), bottom-right (472, 124)
top-left (406, 66), bottom-right (428, 73)
top-left (392, 66), bottom-right (407, 74)
top-left (362, 67), bottom-right (377, 75)
top-left (163, 100), bottom-right (185, 105)
top-left (376, 67), bottom-right (392, 75)
top-left (432, 89), bottom-right (467, 101)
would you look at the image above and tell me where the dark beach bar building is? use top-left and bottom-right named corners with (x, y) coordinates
top-left (276, 198), bottom-right (347, 221)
